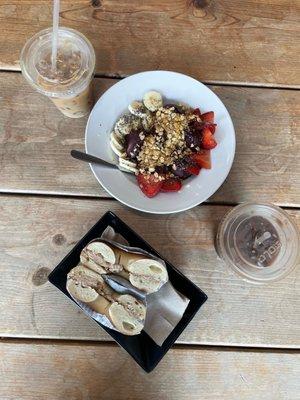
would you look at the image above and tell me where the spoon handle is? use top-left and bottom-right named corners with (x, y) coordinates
top-left (71, 150), bottom-right (118, 169)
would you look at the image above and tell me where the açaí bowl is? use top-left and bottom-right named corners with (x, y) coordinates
top-left (85, 71), bottom-right (235, 214)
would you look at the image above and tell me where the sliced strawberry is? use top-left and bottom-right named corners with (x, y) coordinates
top-left (191, 150), bottom-right (211, 169)
top-left (186, 165), bottom-right (201, 175)
top-left (161, 178), bottom-right (182, 192)
top-left (201, 111), bottom-right (214, 123)
top-left (137, 174), bottom-right (162, 198)
top-left (193, 108), bottom-right (201, 117)
top-left (201, 128), bottom-right (217, 150)
top-left (207, 123), bottom-right (217, 134)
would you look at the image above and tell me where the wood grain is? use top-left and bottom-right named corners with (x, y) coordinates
top-left (0, 341), bottom-right (299, 400)
top-left (0, 0), bottom-right (299, 87)
top-left (0, 196), bottom-right (299, 347)
top-left (0, 73), bottom-right (299, 206)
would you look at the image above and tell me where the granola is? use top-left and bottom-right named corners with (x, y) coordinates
top-left (109, 91), bottom-right (218, 197)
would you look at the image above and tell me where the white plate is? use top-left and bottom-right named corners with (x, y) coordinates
top-left (85, 71), bottom-right (235, 214)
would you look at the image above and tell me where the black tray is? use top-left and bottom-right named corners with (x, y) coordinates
top-left (48, 211), bottom-right (207, 372)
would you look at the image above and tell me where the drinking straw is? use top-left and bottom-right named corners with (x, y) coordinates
top-left (51, 0), bottom-right (60, 71)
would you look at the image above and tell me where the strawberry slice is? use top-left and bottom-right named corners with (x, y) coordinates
top-left (161, 178), bottom-right (182, 192)
top-left (186, 165), bottom-right (201, 175)
top-left (193, 108), bottom-right (202, 117)
top-left (201, 128), bottom-right (217, 150)
top-left (201, 111), bottom-right (214, 123)
top-left (207, 123), bottom-right (217, 134)
top-left (137, 174), bottom-right (162, 198)
top-left (191, 150), bottom-right (211, 169)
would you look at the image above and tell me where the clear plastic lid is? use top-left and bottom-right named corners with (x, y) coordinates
top-left (20, 27), bottom-right (95, 98)
top-left (216, 203), bottom-right (299, 284)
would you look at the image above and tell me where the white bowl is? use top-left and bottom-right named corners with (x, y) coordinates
top-left (85, 71), bottom-right (235, 214)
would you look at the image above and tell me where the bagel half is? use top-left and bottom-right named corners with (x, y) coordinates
top-left (115, 248), bottom-right (168, 293)
top-left (109, 294), bottom-right (146, 335)
top-left (125, 258), bottom-right (168, 294)
top-left (80, 240), bottom-right (168, 294)
top-left (80, 242), bottom-right (122, 274)
top-left (66, 264), bottom-right (146, 335)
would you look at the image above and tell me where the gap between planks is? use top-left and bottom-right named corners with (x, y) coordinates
top-left (1, 337), bottom-right (299, 355)
top-left (0, 191), bottom-right (299, 211)
top-left (0, 68), bottom-right (299, 91)
top-left (1, 334), bottom-right (300, 350)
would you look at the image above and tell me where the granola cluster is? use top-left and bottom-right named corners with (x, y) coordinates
top-left (137, 107), bottom-right (195, 175)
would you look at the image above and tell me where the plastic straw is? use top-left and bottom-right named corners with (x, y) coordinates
top-left (51, 0), bottom-right (60, 71)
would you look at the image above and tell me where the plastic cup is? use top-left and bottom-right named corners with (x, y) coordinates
top-left (216, 202), bottom-right (300, 284)
top-left (20, 27), bottom-right (95, 118)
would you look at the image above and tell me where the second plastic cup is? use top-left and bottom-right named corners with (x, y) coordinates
top-left (216, 202), bottom-right (299, 284)
top-left (20, 27), bottom-right (95, 118)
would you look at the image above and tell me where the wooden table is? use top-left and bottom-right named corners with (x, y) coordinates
top-left (0, 1), bottom-right (299, 399)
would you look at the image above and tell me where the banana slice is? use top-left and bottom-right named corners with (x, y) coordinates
top-left (143, 91), bottom-right (163, 112)
top-left (111, 145), bottom-right (126, 158)
top-left (110, 132), bottom-right (124, 151)
top-left (115, 115), bottom-right (141, 136)
top-left (142, 112), bottom-right (154, 132)
top-left (112, 128), bottom-right (124, 142)
top-left (119, 158), bottom-right (138, 174)
top-left (128, 101), bottom-right (147, 118)
top-left (110, 137), bottom-right (126, 158)
top-left (119, 158), bottom-right (137, 169)
top-left (114, 117), bottom-right (128, 136)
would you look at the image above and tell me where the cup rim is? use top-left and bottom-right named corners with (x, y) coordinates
top-left (20, 27), bottom-right (95, 98)
top-left (216, 202), bottom-right (300, 284)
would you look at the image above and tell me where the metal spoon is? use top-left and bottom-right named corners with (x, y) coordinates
top-left (70, 150), bottom-right (119, 169)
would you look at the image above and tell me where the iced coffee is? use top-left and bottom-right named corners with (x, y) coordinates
top-left (20, 27), bottom-right (95, 118)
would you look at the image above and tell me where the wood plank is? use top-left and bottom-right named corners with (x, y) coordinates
top-left (0, 341), bottom-right (299, 400)
top-left (0, 73), bottom-right (299, 206)
top-left (0, 0), bottom-right (299, 87)
top-left (0, 196), bottom-right (299, 347)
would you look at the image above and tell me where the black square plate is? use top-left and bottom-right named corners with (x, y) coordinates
top-left (48, 211), bottom-right (207, 372)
